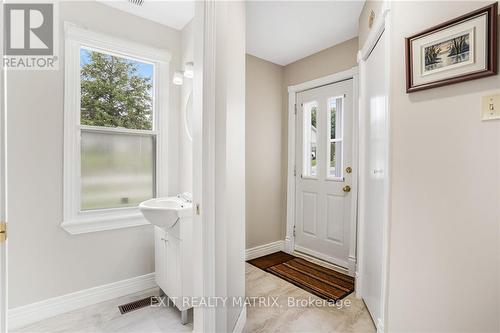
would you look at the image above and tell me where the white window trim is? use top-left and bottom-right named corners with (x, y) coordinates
top-left (62, 22), bottom-right (171, 235)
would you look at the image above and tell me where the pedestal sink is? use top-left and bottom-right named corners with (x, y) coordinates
top-left (139, 196), bottom-right (192, 228)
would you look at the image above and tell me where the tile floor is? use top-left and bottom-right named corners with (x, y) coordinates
top-left (244, 263), bottom-right (376, 333)
top-left (11, 289), bottom-right (192, 333)
top-left (12, 263), bottom-right (375, 333)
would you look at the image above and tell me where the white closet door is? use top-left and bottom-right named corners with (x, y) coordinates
top-left (361, 31), bottom-right (388, 325)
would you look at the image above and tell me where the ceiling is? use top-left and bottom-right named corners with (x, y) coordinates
top-left (98, 0), bottom-right (194, 30)
top-left (246, 1), bottom-right (364, 66)
top-left (98, 1), bottom-right (363, 66)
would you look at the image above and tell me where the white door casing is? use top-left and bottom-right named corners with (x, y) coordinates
top-left (0, 2), bottom-right (7, 330)
top-left (294, 79), bottom-right (355, 273)
top-left (192, 1), bottom-right (215, 331)
top-left (193, 2), bottom-right (246, 332)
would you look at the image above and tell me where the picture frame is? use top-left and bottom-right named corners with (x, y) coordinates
top-left (406, 2), bottom-right (498, 93)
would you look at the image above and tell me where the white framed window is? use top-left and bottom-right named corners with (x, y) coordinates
top-left (302, 101), bottom-right (318, 178)
top-left (327, 96), bottom-right (344, 180)
top-left (62, 22), bottom-right (171, 234)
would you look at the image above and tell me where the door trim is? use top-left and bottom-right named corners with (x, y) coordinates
top-left (357, 3), bottom-right (392, 332)
top-left (192, 1), bottom-right (216, 332)
top-left (285, 67), bottom-right (359, 276)
top-left (0, 2), bottom-right (7, 331)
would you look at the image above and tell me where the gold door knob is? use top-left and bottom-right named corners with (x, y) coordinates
top-left (343, 185), bottom-right (351, 193)
top-left (345, 167), bottom-right (352, 174)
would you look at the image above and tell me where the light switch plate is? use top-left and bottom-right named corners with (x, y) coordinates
top-left (481, 92), bottom-right (500, 120)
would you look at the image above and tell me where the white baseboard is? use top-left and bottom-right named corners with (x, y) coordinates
top-left (284, 237), bottom-right (294, 253)
top-left (355, 271), bottom-right (362, 298)
top-left (245, 240), bottom-right (284, 260)
top-left (232, 305), bottom-right (246, 333)
top-left (8, 273), bottom-right (156, 329)
top-left (376, 318), bottom-right (384, 333)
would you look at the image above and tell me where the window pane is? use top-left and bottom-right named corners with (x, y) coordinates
top-left (329, 97), bottom-right (343, 140)
top-left (328, 97), bottom-right (344, 179)
top-left (329, 141), bottom-right (343, 179)
top-left (81, 131), bottom-right (155, 210)
top-left (80, 48), bottom-right (154, 130)
top-left (303, 102), bottom-right (318, 177)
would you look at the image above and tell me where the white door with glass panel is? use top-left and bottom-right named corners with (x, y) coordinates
top-left (295, 80), bottom-right (353, 269)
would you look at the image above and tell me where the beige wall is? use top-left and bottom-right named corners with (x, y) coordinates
top-left (283, 37), bottom-right (359, 86)
top-left (358, 1), bottom-right (384, 49)
top-left (7, 1), bottom-right (182, 308)
top-left (387, 1), bottom-right (499, 331)
top-left (245, 55), bottom-right (284, 249)
top-left (245, 38), bottom-right (358, 249)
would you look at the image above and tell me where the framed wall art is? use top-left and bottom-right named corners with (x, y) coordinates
top-left (406, 3), bottom-right (498, 93)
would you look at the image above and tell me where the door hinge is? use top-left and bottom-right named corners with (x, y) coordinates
top-left (293, 166), bottom-right (297, 177)
top-left (294, 103), bottom-right (297, 115)
top-left (293, 225), bottom-right (296, 237)
top-left (0, 222), bottom-right (6, 242)
top-left (195, 204), bottom-right (201, 215)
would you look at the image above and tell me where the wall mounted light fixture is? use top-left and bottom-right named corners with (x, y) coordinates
top-left (173, 62), bottom-right (194, 85)
top-left (183, 62), bottom-right (194, 78)
top-left (173, 71), bottom-right (184, 85)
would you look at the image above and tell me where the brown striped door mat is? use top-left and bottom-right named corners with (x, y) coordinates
top-left (247, 251), bottom-right (354, 302)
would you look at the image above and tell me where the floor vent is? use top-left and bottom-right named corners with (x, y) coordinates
top-left (118, 296), bottom-right (159, 315)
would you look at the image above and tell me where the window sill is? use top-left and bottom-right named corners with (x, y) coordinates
top-left (61, 208), bottom-right (151, 235)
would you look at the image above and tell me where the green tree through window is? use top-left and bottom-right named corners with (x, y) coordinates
top-left (80, 49), bottom-right (153, 130)
top-left (311, 106), bottom-right (317, 128)
top-left (331, 106), bottom-right (336, 139)
top-left (331, 106), bottom-right (336, 166)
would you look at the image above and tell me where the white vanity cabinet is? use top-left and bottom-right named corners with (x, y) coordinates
top-left (139, 194), bottom-right (193, 324)
top-left (153, 216), bottom-right (193, 323)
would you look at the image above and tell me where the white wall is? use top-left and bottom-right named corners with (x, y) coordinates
top-left (212, 2), bottom-right (246, 331)
top-left (225, 3), bottom-right (246, 330)
top-left (358, 1), bottom-right (383, 49)
top-left (386, 2), bottom-right (500, 331)
top-left (179, 20), bottom-right (194, 193)
top-left (7, 1), bottom-right (182, 308)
